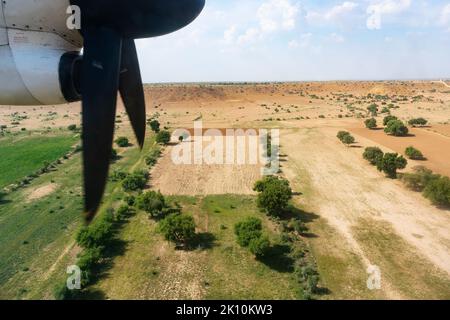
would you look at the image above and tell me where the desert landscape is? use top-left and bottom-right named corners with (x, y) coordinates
top-left (0, 81), bottom-right (449, 300)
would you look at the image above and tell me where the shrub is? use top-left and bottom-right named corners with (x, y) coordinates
top-left (116, 204), bottom-right (133, 221)
top-left (68, 124), bottom-right (77, 131)
top-left (148, 119), bottom-right (161, 133)
top-left (234, 217), bottom-right (263, 247)
top-left (337, 131), bottom-right (350, 141)
top-left (158, 214), bottom-right (196, 245)
top-left (376, 153), bottom-right (407, 178)
top-left (122, 170), bottom-right (148, 191)
top-left (254, 176), bottom-right (292, 216)
top-left (76, 214), bottom-right (114, 249)
top-left (77, 247), bottom-right (102, 271)
top-left (384, 120), bottom-right (409, 137)
top-left (367, 104), bottom-right (378, 116)
top-left (341, 134), bottom-right (355, 146)
top-left (136, 191), bottom-right (166, 218)
top-left (156, 130), bottom-right (171, 145)
top-left (423, 176), bottom-right (450, 207)
top-left (124, 194), bottom-right (136, 206)
top-left (364, 118), bottom-right (377, 130)
top-left (145, 148), bottom-right (161, 167)
top-left (408, 118), bottom-right (428, 127)
top-left (405, 146), bottom-right (424, 160)
top-left (110, 170), bottom-right (127, 182)
top-left (288, 219), bottom-right (308, 235)
top-left (115, 137), bottom-right (129, 147)
top-left (248, 235), bottom-right (271, 258)
top-left (110, 148), bottom-right (118, 161)
top-left (363, 147), bottom-right (384, 166)
top-left (400, 166), bottom-right (440, 191)
top-left (383, 115), bottom-right (398, 126)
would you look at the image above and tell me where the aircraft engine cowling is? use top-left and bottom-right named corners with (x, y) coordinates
top-left (0, 30), bottom-right (82, 106)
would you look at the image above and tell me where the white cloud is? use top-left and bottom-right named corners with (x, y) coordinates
top-left (366, 0), bottom-right (411, 30)
top-left (223, 25), bottom-right (237, 44)
top-left (329, 33), bottom-right (345, 43)
top-left (306, 2), bottom-right (358, 25)
top-left (257, 0), bottom-right (300, 32)
top-left (439, 4), bottom-right (450, 31)
top-left (237, 28), bottom-right (261, 45)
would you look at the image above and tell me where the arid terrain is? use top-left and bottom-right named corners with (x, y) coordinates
top-left (1, 81), bottom-right (449, 300)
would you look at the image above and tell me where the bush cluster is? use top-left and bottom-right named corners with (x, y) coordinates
top-left (384, 120), bottom-right (409, 137)
top-left (408, 118), bottom-right (428, 127)
top-left (336, 131), bottom-right (355, 146)
top-left (405, 146), bottom-right (424, 160)
top-left (122, 170), bottom-right (149, 192)
top-left (400, 167), bottom-right (450, 207)
top-left (364, 118), bottom-right (377, 130)
top-left (254, 176), bottom-right (293, 217)
top-left (363, 147), bottom-right (407, 178)
top-left (234, 217), bottom-right (270, 258)
top-left (156, 130), bottom-right (171, 145)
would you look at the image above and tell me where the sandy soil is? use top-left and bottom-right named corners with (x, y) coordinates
top-left (349, 126), bottom-right (450, 176)
top-left (281, 126), bottom-right (450, 297)
top-left (150, 135), bottom-right (263, 195)
top-left (27, 184), bottom-right (57, 201)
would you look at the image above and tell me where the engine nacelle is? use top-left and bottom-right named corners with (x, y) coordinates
top-left (0, 0), bottom-right (82, 105)
top-left (0, 30), bottom-right (82, 105)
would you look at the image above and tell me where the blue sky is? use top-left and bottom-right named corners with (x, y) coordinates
top-left (136, 0), bottom-right (450, 83)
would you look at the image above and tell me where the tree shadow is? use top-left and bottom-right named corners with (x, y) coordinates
top-left (91, 238), bottom-right (129, 284)
top-left (182, 232), bottom-right (217, 251)
top-left (77, 288), bottom-right (107, 300)
top-left (258, 244), bottom-right (295, 273)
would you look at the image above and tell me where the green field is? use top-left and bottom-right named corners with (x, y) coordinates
top-left (0, 132), bottom-right (78, 189)
top-left (0, 130), bottom-right (157, 299)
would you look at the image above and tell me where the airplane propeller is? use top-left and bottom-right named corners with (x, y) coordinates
top-left (71, 0), bottom-right (206, 222)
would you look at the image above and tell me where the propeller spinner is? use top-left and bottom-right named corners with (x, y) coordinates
top-left (71, 0), bottom-right (206, 222)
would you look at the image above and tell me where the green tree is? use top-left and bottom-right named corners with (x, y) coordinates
top-left (408, 118), bottom-right (428, 127)
top-left (234, 217), bottom-right (263, 247)
top-left (156, 130), bottom-right (171, 145)
top-left (122, 170), bottom-right (148, 191)
top-left (405, 146), bottom-right (424, 160)
top-left (136, 191), bottom-right (166, 218)
top-left (337, 131), bottom-right (350, 141)
top-left (363, 147), bottom-right (384, 165)
top-left (342, 134), bottom-right (355, 146)
top-left (115, 136), bottom-right (129, 147)
top-left (253, 176), bottom-right (293, 216)
top-left (158, 214), bottom-right (196, 246)
top-left (383, 115), bottom-right (398, 126)
top-left (423, 176), bottom-right (450, 207)
top-left (248, 235), bottom-right (271, 258)
top-left (149, 119), bottom-right (161, 133)
top-left (376, 153), bottom-right (407, 178)
top-left (384, 120), bottom-right (409, 137)
top-left (367, 104), bottom-right (379, 116)
top-left (364, 118), bottom-right (377, 130)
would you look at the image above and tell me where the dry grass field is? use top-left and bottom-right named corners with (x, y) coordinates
top-left (1, 81), bottom-right (449, 299)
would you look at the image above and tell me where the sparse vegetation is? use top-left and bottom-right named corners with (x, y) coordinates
top-left (405, 146), bottom-right (424, 160)
top-left (364, 118), bottom-right (377, 130)
top-left (122, 170), bottom-right (148, 192)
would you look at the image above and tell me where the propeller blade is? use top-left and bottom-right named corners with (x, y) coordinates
top-left (81, 26), bottom-right (123, 222)
top-left (119, 39), bottom-right (146, 149)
